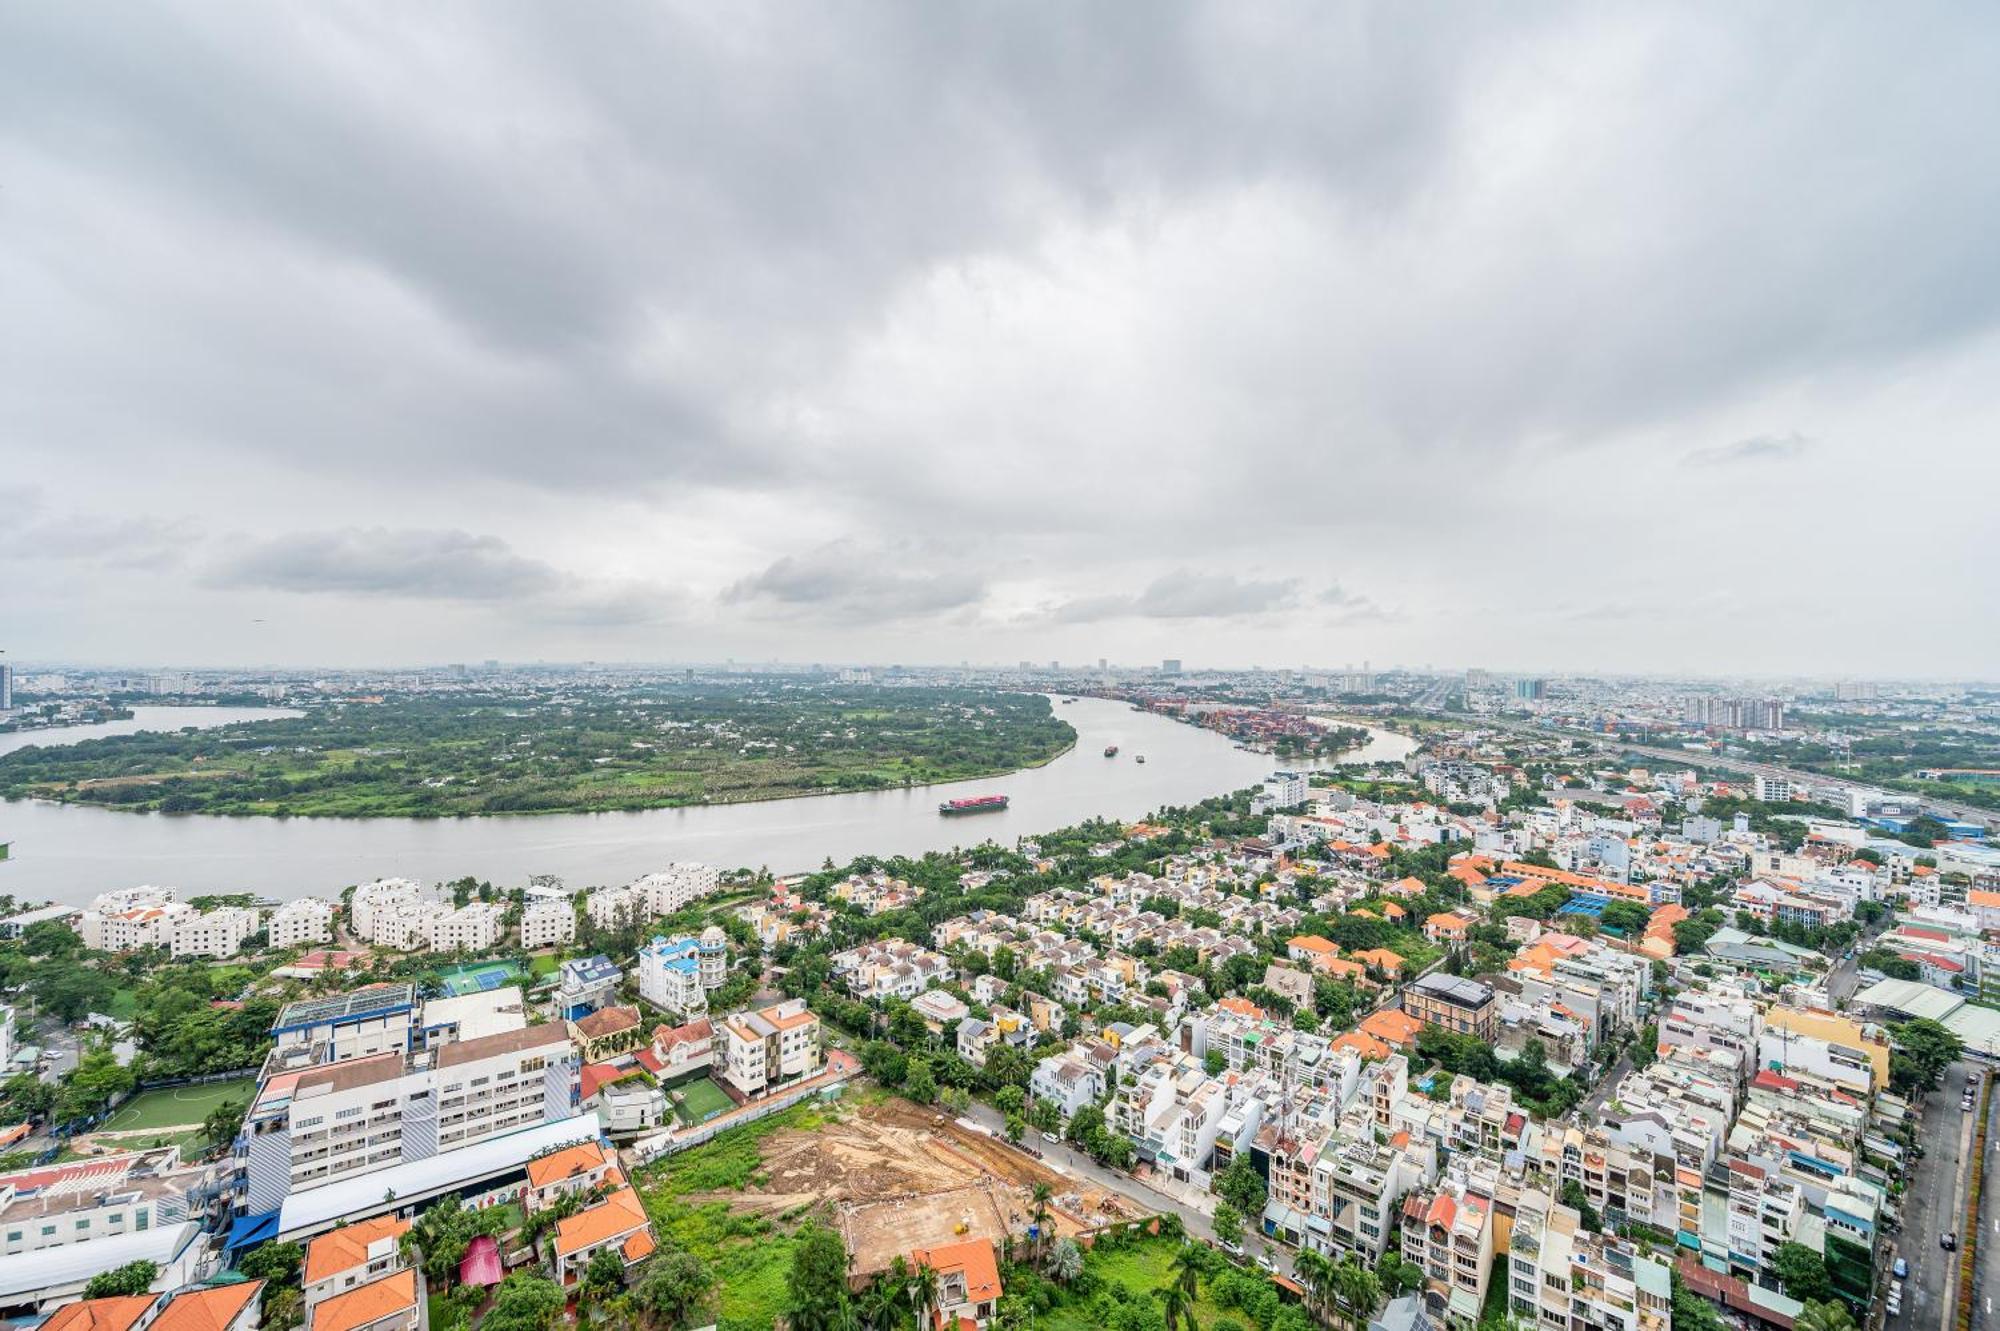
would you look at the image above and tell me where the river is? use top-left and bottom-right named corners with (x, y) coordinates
top-left (0, 698), bottom-right (1414, 904)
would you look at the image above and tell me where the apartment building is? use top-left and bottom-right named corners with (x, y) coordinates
top-left (79, 900), bottom-right (195, 951)
top-left (348, 879), bottom-right (441, 949)
top-left (271, 897), bottom-right (337, 949)
top-left (590, 864), bottom-right (727, 932)
top-left (302, 1213), bottom-right (411, 1309)
top-left (429, 902), bottom-right (505, 954)
top-left (1405, 974), bottom-right (1497, 1042)
top-left (718, 999), bottom-right (822, 1098)
top-left (519, 899), bottom-right (576, 949)
top-left (171, 906), bottom-right (260, 959)
top-left (0, 1148), bottom-right (213, 1311)
top-left (238, 987), bottom-right (583, 1237)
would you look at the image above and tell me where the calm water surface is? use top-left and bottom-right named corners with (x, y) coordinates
top-left (0, 698), bottom-right (1412, 904)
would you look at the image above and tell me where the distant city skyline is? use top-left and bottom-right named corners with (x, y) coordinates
top-left (7, 6), bottom-right (2000, 673)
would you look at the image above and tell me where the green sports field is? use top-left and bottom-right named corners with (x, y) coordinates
top-left (103, 1078), bottom-right (257, 1131)
top-left (668, 1076), bottom-right (735, 1125)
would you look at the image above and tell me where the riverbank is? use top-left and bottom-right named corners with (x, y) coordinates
top-left (0, 698), bottom-right (1411, 904)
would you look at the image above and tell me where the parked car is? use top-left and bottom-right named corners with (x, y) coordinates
top-left (1942, 1231), bottom-right (1957, 1251)
top-left (1894, 1257), bottom-right (1909, 1279)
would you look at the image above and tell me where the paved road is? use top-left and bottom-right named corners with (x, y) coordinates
top-left (1897, 1062), bottom-right (1979, 1331)
top-left (1581, 1051), bottom-right (1633, 1118)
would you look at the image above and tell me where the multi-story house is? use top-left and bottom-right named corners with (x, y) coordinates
top-left (557, 955), bottom-right (622, 1022)
top-left (907, 1239), bottom-right (1003, 1330)
top-left (718, 999), bottom-right (821, 1098)
top-left (551, 1186), bottom-right (655, 1283)
top-left (1400, 1183), bottom-right (1494, 1329)
top-left (523, 1140), bottom-right (621, 1213)
top-left (1507, 1188), bottom-right (1670, 1331)
top-left (636, 932), bottom-right (727, 1015)
top-left (0, 1147), bottom-right (215, 1311)
top-left (1405, 975), bottom-right (1497, 1043)
top-left (303, 1213), bottom-right (412, 1310)
top-left (1657, 991), bottom-right (1763, 1080)
top-left (828, 940), bottom-right (952, 1000)
top-left (1029, 1053), bottom-right (1104, 1117)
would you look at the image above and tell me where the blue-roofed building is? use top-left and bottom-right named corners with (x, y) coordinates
top-left (637, 936), bottom-right (708, 1015)
top-left (558, 955), bottom-right (623, 1022)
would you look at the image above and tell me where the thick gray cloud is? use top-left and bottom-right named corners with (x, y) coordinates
top-left (207, 528), bottom-right (681, 627)
top-left (724, 540), bottom-right (987, 624)
top-left (6, 4), bottom-right (2000, 672)
top-left (1049, 572), bottom-right (1300, 623)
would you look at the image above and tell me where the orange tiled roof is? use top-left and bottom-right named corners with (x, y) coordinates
top-left (305, 1213), bottom-right (412, 1284)
top-left (554, 1186), bottom-right (650, 1256)
top-left (527, 1140), bottom-right (610, 1189)
top-left (1358, 1008), bottom-right (1423, 1047)
top-left (911, 1238), bottom-right (1003, 1304)
top-left (1330, 1030), bottom-right (1391, 1060)
top-left (41, 1297), bottom-right (157, 1331)
top-left (152, 1283), bottom-right (264, 1331)
top-left (1287, 935), bottom-right (1336, 954)
top-left (623, 1228), bottom-right (658, 1261)
top-left (311, 1271), bottom-right (416, 1331)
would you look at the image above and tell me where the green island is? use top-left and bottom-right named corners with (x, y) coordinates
top-left (0, 684), bottom-right (1075, 817)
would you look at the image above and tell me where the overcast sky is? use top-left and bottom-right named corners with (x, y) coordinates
top-left (7, 4), bottom-right (2000, 677)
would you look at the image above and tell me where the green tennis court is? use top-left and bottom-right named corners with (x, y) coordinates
top-left (102, 1078), bottom-right (257, 1131)
top-left (438, 960), bottom-right (525, 996)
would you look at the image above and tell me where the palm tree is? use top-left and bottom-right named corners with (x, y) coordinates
top-left (908, 1262), bottom-right (940, 1331)
top-left (1294, 1250), bottom-right (1334, 1326)
top-left (1155, 1281), bottom-right (1194, 1331)
top-left (1029, 1182), bottom-right (1055, 1264)
top-left (1332, 1259), bottom-right (1382, 1331)
top-left (1795, 1302), bottom-right (1857, 1331)
top-left (1169, 1241), bottom-right (1204, 1307)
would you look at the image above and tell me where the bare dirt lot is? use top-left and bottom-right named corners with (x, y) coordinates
top-left (683, 1093), bottom-right (1148, 1274)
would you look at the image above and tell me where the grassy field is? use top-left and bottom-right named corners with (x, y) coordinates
top-left (634, 1103), bottom-right (831, 1331)
top-left (104, 1078), bottom-right (255, 1131)
top-left (1040, 1235), bottom-right (1234, 1331)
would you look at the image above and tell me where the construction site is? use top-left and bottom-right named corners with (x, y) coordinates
top-left (682, 1094), bottom-right (1151, 1275)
